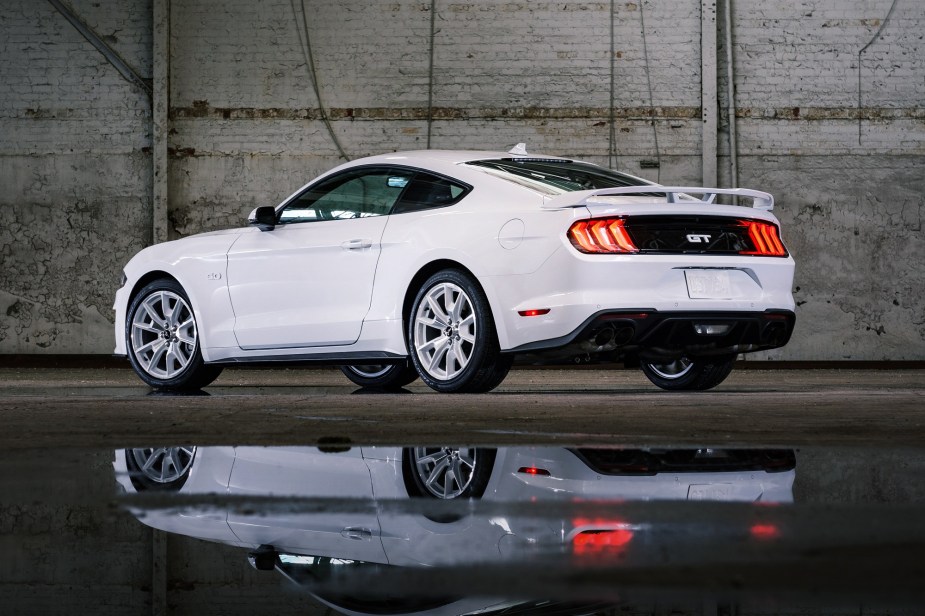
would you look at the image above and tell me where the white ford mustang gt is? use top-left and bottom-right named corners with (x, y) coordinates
top-left (113, 148), bottom-right (795, 392)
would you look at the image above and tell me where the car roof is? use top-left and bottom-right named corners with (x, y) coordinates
top-left (345, 149), bottom-right (570, 166)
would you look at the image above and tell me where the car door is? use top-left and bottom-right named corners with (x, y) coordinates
top-left (226, 167), bottom-right (415, 350)
top-left (226, 447), bottom-right (388, 563)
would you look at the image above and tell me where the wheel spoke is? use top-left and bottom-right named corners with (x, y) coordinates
top-left (445, 346), bottom-right (458, 377)
top-left (160, 294), bottom-right (173, 323)
top-left (454, 345), bottom-right (470, 370)
top-left (417, 450), bottom-right (449, 466)
top-left (141, 301), bottom-right (162, 324)
top-left (135, 338), bottom-right (161, 355)
top-left (146, 341), bottom-right (168, 371)
top-left (133, 322), bottom-right (161, 334)
top-left (443, 468), bottom-right (458, 498)
top-left (457, 451), bottom-right (475, 471)
top-left (425, 295), bottom-right (449, 327)
top-left (458, 314), bottom-right (476, 343)
top-left (427, 339), bottom-right (450, 373)
top-left (425, 457), bottom-right (451, 490)
top-left (416, 336), bottom-right (441, 355)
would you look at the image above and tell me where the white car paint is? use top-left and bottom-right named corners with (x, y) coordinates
top-left (113, 149), bottom-right (796, 389)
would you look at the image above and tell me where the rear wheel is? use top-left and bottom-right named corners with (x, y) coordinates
top-left (403, 447), bottom-right (495, 500)
top-left (640, 355), bottom-right (736, 391)
top-left (339, 362), bottom-right (419, 389)
top-left (407, 269), bottom-right (511, 393)
top-left (126, 279), bottom-right (222, 390)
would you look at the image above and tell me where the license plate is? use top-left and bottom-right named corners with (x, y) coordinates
top-left (685, 270), bottom-right (732, 299)
top-left (688, 484), bottom-right (734, 501)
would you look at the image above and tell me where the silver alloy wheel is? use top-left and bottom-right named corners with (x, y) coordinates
top-left (131, 290), bottom-right (198, 379)
top-left (647, 357), bottom-right (695, 379)
top-left (413, 282), bottom-right (477, 381)
top-left (346, 365), bottom-right (391, 378)
top-left (129, 446), bottom-right (196, 484)
top-left (412, 447), bottom-right (477, 499)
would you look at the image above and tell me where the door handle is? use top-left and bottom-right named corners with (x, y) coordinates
top-left (341, 527), bottom-right (373, 541)
top-left (341, 239), bottom-right (372, 250)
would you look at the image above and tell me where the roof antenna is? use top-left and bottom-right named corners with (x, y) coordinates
top-left (508, 143), bottom-right (528, 156)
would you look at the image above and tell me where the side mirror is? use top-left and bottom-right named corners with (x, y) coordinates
top-left (248, 206), bottom-right (277, 231)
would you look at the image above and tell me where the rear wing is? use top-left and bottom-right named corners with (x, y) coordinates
top-left (542, 186), bottom-right (774, 211)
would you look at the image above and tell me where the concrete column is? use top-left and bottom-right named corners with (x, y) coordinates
top-left (152, 0), bottom-right (170, 244)
top-left (701, 0), bottom-right (718, 187)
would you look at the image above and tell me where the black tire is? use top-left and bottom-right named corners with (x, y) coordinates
top-left (640, 355), bottom-right (737, 391)
top-left (126, 278), bottom-right (223, 390)
top-left (124, 447), bottom-right (196, 491)
top-left (339, 362), bottom-right (419, 389)
top-left (403, 447), bottom-right (495, 500)
top-left (406, 269), bottom-right (511, 393)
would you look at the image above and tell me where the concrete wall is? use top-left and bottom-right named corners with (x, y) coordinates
top-left (1, 0), bottom-right (922, 359)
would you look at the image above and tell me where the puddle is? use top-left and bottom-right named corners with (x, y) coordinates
top-left (3, 443), bottom-right (925, 614)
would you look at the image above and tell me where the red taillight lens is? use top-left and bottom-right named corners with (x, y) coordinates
top-left (750, 523), bottom-right (780, 540)
top-left (567, 219), bottom-right (639, 254)
top-left (739, 221), bottom-right (787, 256)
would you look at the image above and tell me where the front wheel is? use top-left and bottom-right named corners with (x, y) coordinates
top-left (126, 279), bottom-right (223, 390)
top-left (125, 446), bottom-right (196, 491)
top-left (640, 355), bottom-right (737, 391)
top-left (407, 269), bottom-right (511, 393)
top-left (339, 362), bottom-right (419, 389)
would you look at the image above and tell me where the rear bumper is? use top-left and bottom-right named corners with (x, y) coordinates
top-left (507, 309), bottom-right (795, 360)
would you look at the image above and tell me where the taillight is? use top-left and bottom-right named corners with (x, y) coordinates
top-left (739, 221), bottom-right (787, 256)
top-left (567, 218), bottom-right (638, 254)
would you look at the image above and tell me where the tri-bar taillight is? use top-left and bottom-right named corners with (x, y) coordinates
top-left (739, 221), bottom-right (787, 256)
top-left (567, 219), bottom-right (638, 254)
top-left (567, 216), bottom-right (787, 257)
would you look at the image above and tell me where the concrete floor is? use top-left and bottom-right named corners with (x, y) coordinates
top-left (0, 364), bottom-right (922, 449)
top-left (2, 364), bottom-right (925, 614)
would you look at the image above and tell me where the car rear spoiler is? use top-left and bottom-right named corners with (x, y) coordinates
top-left (542, 186), bottom-right (774, 211)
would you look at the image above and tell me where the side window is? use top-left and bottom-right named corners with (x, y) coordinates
top-left (391, 172), bottom-right (470, 215)
top-left (279, 168), bottom-right (415, 224)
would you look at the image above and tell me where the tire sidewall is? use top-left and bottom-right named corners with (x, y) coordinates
top-left (640, 355), bottom-right (736, 391)
top-left (339, 362), bottom-right (418, 389)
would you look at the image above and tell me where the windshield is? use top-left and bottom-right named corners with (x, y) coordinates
top-left (466, 159), bottom-right (657, 195)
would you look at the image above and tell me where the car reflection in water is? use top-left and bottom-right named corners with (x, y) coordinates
top-left (114, 445), bottom-right (795, 615)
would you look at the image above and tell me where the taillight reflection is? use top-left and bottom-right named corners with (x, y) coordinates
top-left (568, 219), bottom-right (639, 254)
top-left (571, 518), bottom-right (634, 557)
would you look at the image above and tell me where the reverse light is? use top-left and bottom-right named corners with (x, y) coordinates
top-left (567, 218), bottom-right (639, 254)
top-left (693, 323), bottom-right (732, 335)
top-left (739, 221), bottom-right (787, 256)
top-left (518, 309), bottom-right (551, 317)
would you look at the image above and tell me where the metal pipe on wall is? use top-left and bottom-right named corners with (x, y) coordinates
top-left (701, 0), bottom-right (718, 187)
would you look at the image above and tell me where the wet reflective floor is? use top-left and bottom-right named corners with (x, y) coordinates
top-left (2, 366), bottom-right (924, 614)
